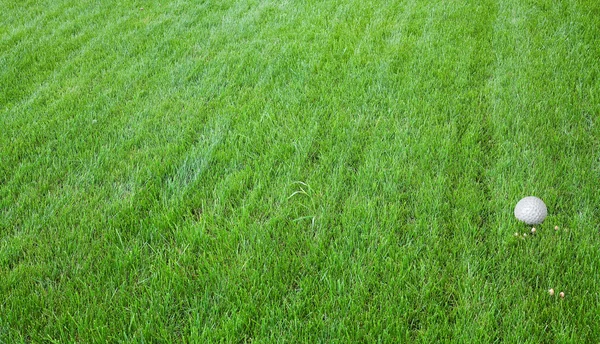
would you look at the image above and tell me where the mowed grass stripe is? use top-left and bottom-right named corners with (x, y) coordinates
top-left (0, 7), bottom-right (145, 186)
top-left (1, 1), bottom-right (239, 226)
top-left (483, 0), bottom-right (600, 341)
top-left (0, 1), bottom-right (326, 340)
top-left (179, 0), bottom-right (503, 340)
top-left (1, 0), bottom-right (238, 174)
top-left (178, 3), bottom-right (435, 340)
top-left (0, 3), bottom-right (257, 337)
top-left (0, 1), bottom-right (117, 107)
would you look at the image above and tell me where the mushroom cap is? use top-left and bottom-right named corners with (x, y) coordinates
top-left (514, 196), bottom-right (547, 225)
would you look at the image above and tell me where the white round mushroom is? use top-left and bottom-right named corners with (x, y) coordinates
top-left (514, 196), bottom-right (547, 225)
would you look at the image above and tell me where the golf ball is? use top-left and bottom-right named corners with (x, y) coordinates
top-left (514, 196), bottom-right (547, 225)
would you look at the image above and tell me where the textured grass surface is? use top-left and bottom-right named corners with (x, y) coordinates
top-left (2, 0), bottom-right (600, 342)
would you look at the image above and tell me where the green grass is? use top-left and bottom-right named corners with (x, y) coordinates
top-left (2, 0), bottom-right (600, 342)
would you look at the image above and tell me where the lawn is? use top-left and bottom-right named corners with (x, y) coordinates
top-left (1, 0), bottom-right (600, 342)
